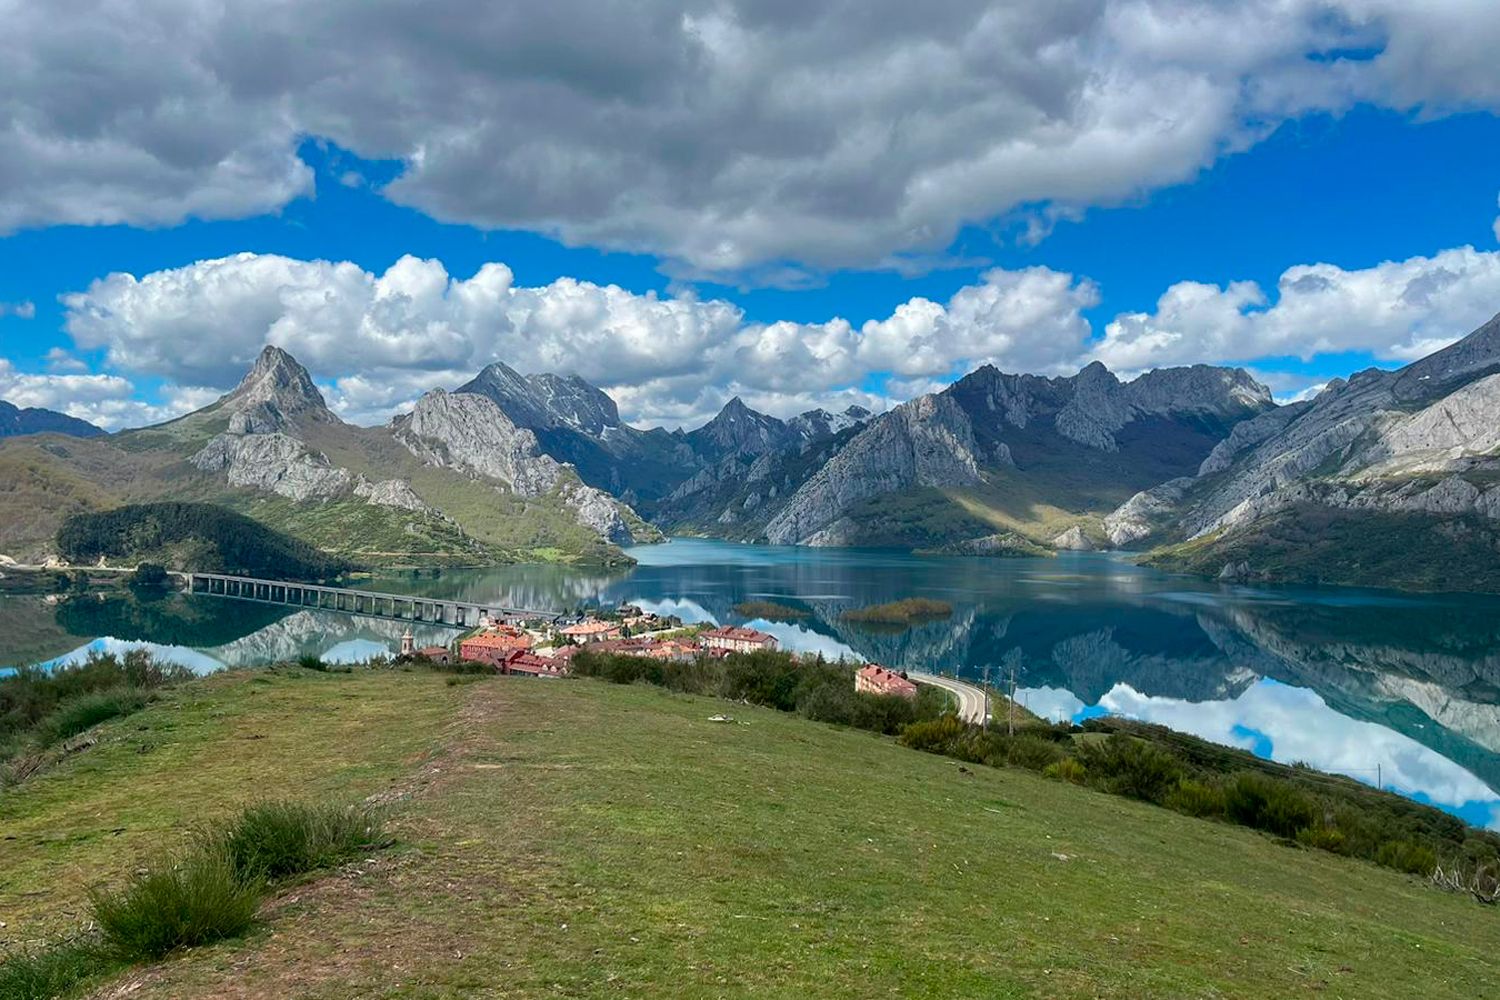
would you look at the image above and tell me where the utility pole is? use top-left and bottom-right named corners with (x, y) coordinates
top-left (1008, 660), bottom-right (1017, 738)
top-left (982, 664), bottom-right (991, 730)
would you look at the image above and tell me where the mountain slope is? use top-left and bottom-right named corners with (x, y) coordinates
top-left (457, 361), bottom-right (693, 503)
top-left (0, 348), bottom-right (653, 566)
top-left (764, 362), bottom-right (1274, 548)
top-left (0, 400), bottom-right (104, 439)
top-left (1127, 311), bottom-right (1500, 590)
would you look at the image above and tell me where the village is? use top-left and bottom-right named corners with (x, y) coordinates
top-left (398, 604), bottom-right (920, 699)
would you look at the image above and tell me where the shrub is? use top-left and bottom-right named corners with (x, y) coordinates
top-left (0, 939), bottom-right (117, 1000)
top-left (2, 650), bottom-right (190, 752)
top-left (212, 801), bottom-right (383, 884)
top-left (1223, 773), bottom-right (1317, 838)
top-left (1080, 736), bottom-right (1185, 804)
top-left (1165, 779), bottom-right (1227, 818)
top-left (1004, 735), bottom-right (1067, 771)
top-left (1376, 840), bottom-right (1439, 876)
top-left (296, 655), bottom-right (328, 671)
top-left (89, 849), bottom-right (260, 960)
top-left (899, 715), bottom-right (969, 754)
top-left (1042, 757), bottom-right (1088, 785)
top-left (34, 689), bottom-right (151, 747)
top-left (1296, 824), bottom-right (1348, 853)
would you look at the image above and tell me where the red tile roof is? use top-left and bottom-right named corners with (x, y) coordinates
top-left (700, 625), bottom-right (776, 645)
top-left (856, 664), bottom-right (918, 697)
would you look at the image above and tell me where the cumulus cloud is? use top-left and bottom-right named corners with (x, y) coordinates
top-left (0, 357), bottom-right (214, 429)
top-left (5, 2), bottom-right (1500, 272)
top-left (1093, 245), bottom-right (1500, 371)
top-left (62, 253), bottom-right (1098, 426)
top-left (0, 300), bottom-right (36, 319)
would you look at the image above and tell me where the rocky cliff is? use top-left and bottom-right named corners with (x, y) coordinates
top-left (1125, 311), bottom-right (1500, 589)
top-left (763, 361), bottom-right (1273, 548)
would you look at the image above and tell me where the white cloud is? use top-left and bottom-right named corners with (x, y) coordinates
top-left (44, 347), bottom-right (87, 373)
top-left (4, 2), bottom-right (1500, 273)
top-left (0, 357), bottom-right (213, 430)
top-left (1494, 192), bottom-right (1500, 244)
top-left (61, 253), bottom-right (1098, 427)
top-left (1093, 245), bottom-right (1500, 371)
top-left (0, 300), bottom-right (36, 319)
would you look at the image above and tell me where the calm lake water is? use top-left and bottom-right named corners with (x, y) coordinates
top-left (6, 538), bottom-right (1500, 829)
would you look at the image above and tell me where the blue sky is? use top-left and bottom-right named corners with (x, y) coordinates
top-left (2, 2), bottom-right (1499, 429)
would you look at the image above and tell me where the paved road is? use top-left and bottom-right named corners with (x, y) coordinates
top-left (908, 671), bottom-right (988, 725)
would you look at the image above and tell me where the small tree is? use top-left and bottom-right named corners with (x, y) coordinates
top-left (129, 562), bottom-right (171, 590)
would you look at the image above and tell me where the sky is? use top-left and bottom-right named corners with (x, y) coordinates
top-left (2, 0), bottom-right (1500, 431)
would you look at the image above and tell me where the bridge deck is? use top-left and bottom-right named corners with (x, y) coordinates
top-left (187, 572), bottom-right (560, 628)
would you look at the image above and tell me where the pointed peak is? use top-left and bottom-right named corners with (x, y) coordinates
top-left (223, 344), bottom-right (334, 430)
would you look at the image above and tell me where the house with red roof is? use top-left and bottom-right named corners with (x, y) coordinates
top-left (501, 649), bottom-right (567, 677)
top-left (699, 625), bottom-right (778, 653)
top-left (855, 664), bottom-right (918, 700)
top-left (460, 627), bottom-right (533, 667)
top-left (560, 619), bottom-right (623, 643)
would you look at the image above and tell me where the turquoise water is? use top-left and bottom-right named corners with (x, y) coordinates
top-left (6, 538), bottom-right (1500, 828)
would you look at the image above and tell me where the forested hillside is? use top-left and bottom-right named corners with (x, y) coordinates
top-left (57, 502), bottom-right (350, 581)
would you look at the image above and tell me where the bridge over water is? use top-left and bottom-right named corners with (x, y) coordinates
top-left (186, 572), bottom-right (560, 628)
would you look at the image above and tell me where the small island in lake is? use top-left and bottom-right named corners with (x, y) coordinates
top-left (732, 599), bottom-right (809, 621)
top-left (842, 597), bottom-right (953, 626)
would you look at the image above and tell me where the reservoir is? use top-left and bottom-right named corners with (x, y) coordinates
top-left (6, 538), bottom-right (1500, 829)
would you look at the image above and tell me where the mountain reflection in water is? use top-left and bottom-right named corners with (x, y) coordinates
top-left (4, 539), bottom-right (1499, 829)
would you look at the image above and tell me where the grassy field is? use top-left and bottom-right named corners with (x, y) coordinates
top-left (3, 669), bottom-right (1498, 998)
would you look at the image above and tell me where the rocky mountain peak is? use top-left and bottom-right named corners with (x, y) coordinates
top-left (689, 396), bottom-right (793, 460)
top-left (458, 362), bottom-right (621, 436)
top-left (220, 345), bottom-right (335, 433)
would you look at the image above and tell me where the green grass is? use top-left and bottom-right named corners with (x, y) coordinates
top-left (213, 801), bottom-right (383, 883)
top-left (88, 848), bottom-right (261, 961)
top-left (0, 939), bottom-right (119, 1000)
top-left (32, 689), bottom-right (151, 748)
top-left (3, 670), bottom-right (1499, 998)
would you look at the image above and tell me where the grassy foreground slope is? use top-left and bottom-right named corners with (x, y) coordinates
top-left (3, 671), bottom-right (1497, 999)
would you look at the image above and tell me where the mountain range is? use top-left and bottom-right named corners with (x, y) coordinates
top-left (0, 399), bottom-right (103, 439)
top-left (3, 310), bottom-right (1500, 589)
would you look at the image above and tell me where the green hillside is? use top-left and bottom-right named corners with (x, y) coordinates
top-left (1148, 503), bottom-right (1500, 593)
top-left (3, 669), bottom-right (1495, 999)
top-left (0, 420), bottom-right (643, 568)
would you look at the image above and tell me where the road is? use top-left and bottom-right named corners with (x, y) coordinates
top-left (907, 671), bottom-right (989, 725)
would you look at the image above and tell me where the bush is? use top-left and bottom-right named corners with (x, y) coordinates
top-left (0, 939), bottom-right (117, 1000)
top-left (1296, 824), bottom-right (1348, 853)
top-left (1042, 757), bottom-right (1088, 785)
top-left (34, 689), bottom-right (151, 747)
top-left (1080, 736), bottom-right (1185, 804)
top-left (89, 849), bottom-right (260, 960)
top-left (1376, 840), bottom-right (1439, 876)
top-left (899, 715), bottom-right (970, 754)
top-left (1003, 735), bottom-right (1067, 771)
top-left (212, 801), bottom-right (383, 884)
top-left (296, 655), bottom-right (328, 672)
top-left (2, 650), bottom-right (190, 752)
top-left (1165, 779), bottom-right (1227, 818)
top-left (1223, 773), bottom-right (1318, 838)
